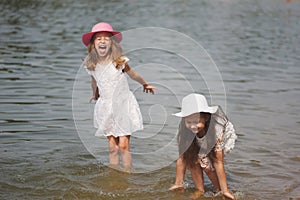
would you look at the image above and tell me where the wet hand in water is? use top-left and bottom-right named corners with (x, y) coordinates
top-left (168, 184), bottom-right (184, 191)
top-left (223, 191), bottom-right (236, 200)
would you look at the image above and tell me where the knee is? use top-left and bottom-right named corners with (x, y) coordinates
top-left (211, 156), bottom-right (223, 166)
top-left (109, 145), bottom-right (119, 155)
top-left (209, 151), bottom-right (224, 163)
top-left (118, 143), bottom-right (129, 152)
top-left (203, 166), bottom-right (213, 174)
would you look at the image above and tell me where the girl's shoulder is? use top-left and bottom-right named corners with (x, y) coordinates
top-left (117, 55), bottom-right (130, 63)
top-left (114, 55), bottom-right (130, 70)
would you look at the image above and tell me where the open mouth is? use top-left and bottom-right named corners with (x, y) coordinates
top-left (99, 45), bottom-right (107, 50)
top-left (98, 45), bottom-right (107, 55)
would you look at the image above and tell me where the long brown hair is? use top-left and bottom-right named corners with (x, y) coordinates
top-left (177, 112), bottom-right (211, 168)
top-left (84, 34), bottom-right (126, 71)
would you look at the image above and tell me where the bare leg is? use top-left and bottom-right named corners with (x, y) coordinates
top-left (203, 167), bottom-right (220, 192)
top-left (199, 155), bottom-right (220, 192)
top-left (189, 164), bottom-right (205, 199)
top-left (118, 135), bottom-right (132, 170)
top-left (190, 164), bottom-right (205, 192)
top-left (107, 136), bottom-right (119, 167)
top-left (169, 156), bottom-right (186, 191)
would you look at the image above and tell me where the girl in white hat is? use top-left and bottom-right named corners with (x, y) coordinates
top-left (82, 22), bottom-right (156, 171)
top-left (169, 93), bottom-right (237, 200)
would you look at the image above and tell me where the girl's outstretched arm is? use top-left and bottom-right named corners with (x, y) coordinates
top-left (212, 151), bottom-right (236, 200)
top-left (169, 156), bottom-right (186, 191)
top-left (124, 64), bottom-right (156, 94)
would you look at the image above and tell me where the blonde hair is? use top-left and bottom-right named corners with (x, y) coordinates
top-left (84, 34), bottom-right (126, 71)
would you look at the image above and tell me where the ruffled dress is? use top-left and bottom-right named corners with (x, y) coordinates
top-left (85, 56), bottom-right (143, 137)
top-left (196, 107), bottom-right (237, 169)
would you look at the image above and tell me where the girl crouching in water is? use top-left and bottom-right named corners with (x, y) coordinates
top-left (169, 93), bottom-right (237, 199)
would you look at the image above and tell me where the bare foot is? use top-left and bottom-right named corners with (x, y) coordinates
top-left (189, 190), bottom-right (204, 199)
top-left (168, 184), bottom-right (184, 191)
top-left (223, 191), bottom-right (236, 200)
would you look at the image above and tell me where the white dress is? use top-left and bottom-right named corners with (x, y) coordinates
top-left (85, 57), bottom-right (143, 137)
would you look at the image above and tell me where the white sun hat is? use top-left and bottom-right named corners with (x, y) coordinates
top-left (173, 93), bottom-right (218, 117)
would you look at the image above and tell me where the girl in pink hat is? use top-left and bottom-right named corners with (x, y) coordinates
top-left (82, 22), bottom-right (156, 171)
top-left (169, 94), bottom-right (237, 200)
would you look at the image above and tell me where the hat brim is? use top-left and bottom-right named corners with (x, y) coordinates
top-left (172, 106), bottom-right (218, 117)
top-left (82, 31), bottom-right (122, 46)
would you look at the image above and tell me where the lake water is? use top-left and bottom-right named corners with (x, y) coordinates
top-left (1, 0), bottom-right (299, 199)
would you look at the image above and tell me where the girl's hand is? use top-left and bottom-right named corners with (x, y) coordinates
top-left (89, 90), bottom-right (100, 103)
top-left (143, 84), bottom-right (156, 94)
top-left (168, 184), bottom-right (184, 191)
top-left (223, 191), bottom-right (236, 200)
top-left (89, 95), bottom-right (98, 103)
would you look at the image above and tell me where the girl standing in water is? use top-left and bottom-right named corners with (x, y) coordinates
top-left (82, 22), bottom-right (155, 171)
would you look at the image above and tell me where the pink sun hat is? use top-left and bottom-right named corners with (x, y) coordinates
top-left (82, 22), bottom-right (122, 46)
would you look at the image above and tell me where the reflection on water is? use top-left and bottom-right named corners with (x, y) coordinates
top-left (1, 0), bottom-right (300, 199)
